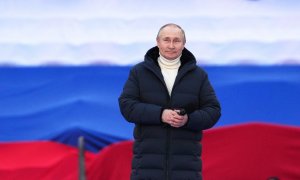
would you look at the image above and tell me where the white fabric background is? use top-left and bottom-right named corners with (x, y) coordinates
top-left (0, 0), bottom-right (299, 65)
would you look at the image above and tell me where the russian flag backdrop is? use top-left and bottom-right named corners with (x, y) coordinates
top-left (0, 0), bottom-right (300, 179)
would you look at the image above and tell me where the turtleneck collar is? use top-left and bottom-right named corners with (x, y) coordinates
top-left (158, 53), bottom-right (181, 69)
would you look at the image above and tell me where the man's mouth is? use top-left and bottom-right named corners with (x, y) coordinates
top-left (166, 51), bottom-right (176, 54)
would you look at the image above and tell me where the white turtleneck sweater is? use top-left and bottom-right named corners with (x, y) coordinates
top-left (158, 54), bottom-right (181, 96)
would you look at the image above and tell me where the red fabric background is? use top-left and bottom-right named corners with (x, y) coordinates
top-left (202, 123), bottom-right (300, 180)
top-left (0, 141), bottom-right (95, 180)
top-left (1, 123), bottom-right (300, 180)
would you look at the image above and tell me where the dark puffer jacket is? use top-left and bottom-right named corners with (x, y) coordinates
top-left (119, 46), bottom-right (221, 180)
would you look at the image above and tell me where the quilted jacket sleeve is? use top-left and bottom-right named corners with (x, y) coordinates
top-left (118, 67), bottom-right (163, 125)
top-left (186, 73), bottom-right (221, 131)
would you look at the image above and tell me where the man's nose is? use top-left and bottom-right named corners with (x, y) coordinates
top-left (168, 41), bottom-right (175, 48)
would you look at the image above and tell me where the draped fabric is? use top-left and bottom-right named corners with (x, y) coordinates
top-left (1, 65), bottom-right (300, 179)
top-left (1, 66), bottom-right (300, 146)
top-left (1, 123), bottom-right (300, 180)
top-left (1, 1), bottom-right (300, 179)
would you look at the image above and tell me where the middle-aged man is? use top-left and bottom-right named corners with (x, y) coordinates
top-left (119, 23), bottom-right (221, 180)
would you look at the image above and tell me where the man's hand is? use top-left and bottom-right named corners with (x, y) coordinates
top-left (162, 109), bottom-right (188, 128)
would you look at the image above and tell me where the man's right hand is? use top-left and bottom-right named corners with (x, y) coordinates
top-left (161, 109), bottom-right (188, 128)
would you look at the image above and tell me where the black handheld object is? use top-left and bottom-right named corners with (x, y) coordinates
top-left (177, 109), bottom-right (186, 116)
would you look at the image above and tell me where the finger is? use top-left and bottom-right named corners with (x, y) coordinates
top-left (171, 120), bottom-right (181, 127)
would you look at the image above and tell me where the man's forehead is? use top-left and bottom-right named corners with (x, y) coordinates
top-left (161, 26), bottom-right (181, 33)
top-left (159, 26), bottom-right (183, 37)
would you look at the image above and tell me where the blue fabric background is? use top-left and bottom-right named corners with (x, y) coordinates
top-left (1, 65), bottom-right (299, 152)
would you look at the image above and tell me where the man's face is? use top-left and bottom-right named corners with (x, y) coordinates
top-left (157, 26), bottom-right (185, 60)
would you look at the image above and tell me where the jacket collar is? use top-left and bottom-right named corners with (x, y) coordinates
top-left (143, 46), bottom-right (198, 90)
top-left (144, 46), bottom-right (197, 67)
top-left (144, 46), bottom-right (197, 73)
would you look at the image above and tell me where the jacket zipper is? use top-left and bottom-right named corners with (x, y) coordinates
top-left (166, 91), bottom-right (173, 180)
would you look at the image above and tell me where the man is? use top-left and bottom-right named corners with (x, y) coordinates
top-left (119, 23), bottom-right (221, 180)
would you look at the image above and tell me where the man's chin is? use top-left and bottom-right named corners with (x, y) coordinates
top-left (166, 54), bottom-right (179, 60)
top-left (161, 53), bottom-right (179, 60)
